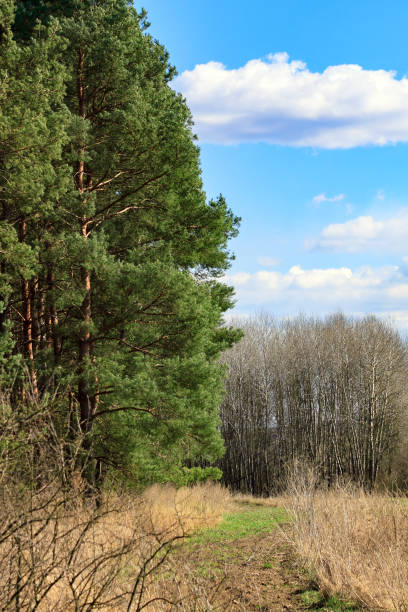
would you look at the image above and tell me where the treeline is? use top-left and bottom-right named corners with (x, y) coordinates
top-left (0, 0), bottom-right (240, 494)
top-left (219, 314), bottom-right (408, 494)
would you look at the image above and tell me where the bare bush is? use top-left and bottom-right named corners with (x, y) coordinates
top-left (0, 388), bottom-right (231, 610)
top-left (0, 481), bottom-right (232, 610)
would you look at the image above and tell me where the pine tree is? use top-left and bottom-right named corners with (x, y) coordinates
top-left (0, 0), bottom-right (69, 389)
top-left (8, 0), bottom-right (241, 490)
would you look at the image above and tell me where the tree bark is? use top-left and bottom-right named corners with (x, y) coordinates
top-left (20, 220), bottom-right (38, 399)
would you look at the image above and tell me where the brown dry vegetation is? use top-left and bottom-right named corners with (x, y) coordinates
top-left (287, 474), bottom-right (408, 611)
top-left (6, 474), bottom-right (408, 611)
top-left (0, 482), bottom-right (233, 611)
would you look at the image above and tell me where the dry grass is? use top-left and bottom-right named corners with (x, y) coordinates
top-left (232, 492), bottom-right (283, 507)
top-left (0, 482), bottom-right (232, 610)
top-left (142, 481), bottom-right (233, 533)
top-left (287, 482), bottom-right (408, 611)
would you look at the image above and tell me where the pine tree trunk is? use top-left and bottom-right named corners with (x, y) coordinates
top-left (46, 264), bottom-right (60, 363)
top-left (76, 48), bottom-right (96, 492)
top-left (20, 220), bottom-right (38, 399)
top-left (0, 202), bottom-right (9, 335)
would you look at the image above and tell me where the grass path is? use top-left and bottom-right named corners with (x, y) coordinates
top-left (176, 500), bottom-right (359, 611)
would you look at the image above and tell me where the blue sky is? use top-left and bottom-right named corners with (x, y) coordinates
top-left (138, 1), bottom-right (408, 328)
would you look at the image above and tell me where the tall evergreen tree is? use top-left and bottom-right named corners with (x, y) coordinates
top-left (6, 0), bottom-right (240, 489)
top-left (0, 0), bottom-right (69, 387)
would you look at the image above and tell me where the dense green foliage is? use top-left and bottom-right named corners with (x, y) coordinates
top-left (0, 0), bottom-right (240, 490)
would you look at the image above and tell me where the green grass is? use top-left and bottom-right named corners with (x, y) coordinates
top-left (300, 589), bottom-right (360, 610)
top-left (185, 503), bottom-right (360, 611)
top-left (188, 505), bottom-right (288, 544)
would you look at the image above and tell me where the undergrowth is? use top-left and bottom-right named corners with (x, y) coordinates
top-left (287, 472), bottom-right (408, 611)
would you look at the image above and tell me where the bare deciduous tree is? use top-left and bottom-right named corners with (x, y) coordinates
top-left (220, 314), bottom-right (408, 493)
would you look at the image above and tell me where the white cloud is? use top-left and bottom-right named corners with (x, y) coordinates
top-left (309, 209), bottom-right (408, 252)
top-left (313, 193), bottom-right (345, 204)
top-left (223, 263), bottom-right (408, 328)
top-left (174, 53), bottom-right (408, 148)
top-left (228, 272), bottom-right (251, 286)
top-left (387, 283), bottom-right (408, 299)
top-left (225, 263), bottom-right (401, 303)
top-left (378, 311), bottom-right (408, 331)
top-left (258, 256), bottom-right (280, 267)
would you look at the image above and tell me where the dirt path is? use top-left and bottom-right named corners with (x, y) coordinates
top-left (176, 502), bottom-right (312, 611)
top-left (189, 530), bottom-right (303, 610)
top-left (169, 500), bottom-right (360, 611)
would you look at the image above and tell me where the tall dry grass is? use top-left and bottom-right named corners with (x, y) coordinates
top-left (0, 482), bottom-right (232, 611)
top-left (0, 389), bottom-right (235, 610)
top-left (287, 472), bottom-right (408, 611)
top-left (142, 481), bottom-right (233, 534)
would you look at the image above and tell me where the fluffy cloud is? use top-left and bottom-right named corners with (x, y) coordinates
top-left (174, 53), bottom-right (408, 148)
top-left (227, 264), bottom-right (398, 301)
top-left (309, 210), bottom-right (408, 252)
top-left (224, 263), bottom-right (408, 328)
top-left (313, 193), bottom-right (345, 204)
